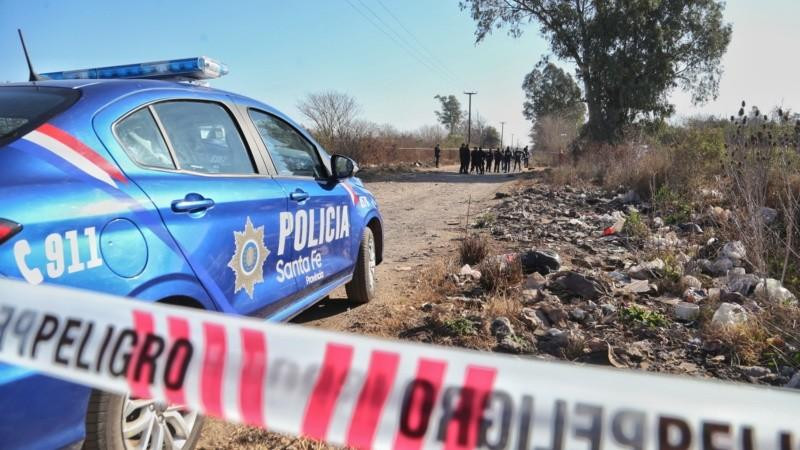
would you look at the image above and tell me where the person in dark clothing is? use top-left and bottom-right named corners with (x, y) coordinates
top-left (494, 148), bottom-right (502, 173)
top-left (434, 144), bottom-right (441, 168)
top-left (478, 147), bottom-right (486, 174)
top-left (513, 148), bottom-right (523, 171)
top-left (523, 145), bottom-right (530, 168)
top-left (485, 148), bottom-right (492, 172)
top-left (470, 147), bottom-right (479, 173)
top-left (503, 147), bottom-right (512, 173)
top-left (459, 143), bottom-right (469, 174)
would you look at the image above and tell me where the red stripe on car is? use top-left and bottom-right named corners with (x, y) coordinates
top-left (37, 123), bottom-right (126, 182)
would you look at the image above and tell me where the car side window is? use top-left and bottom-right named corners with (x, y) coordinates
top-left (248, 109), bottom-right (326, 178)
top-left (114, 108), bottom-right (175, 169)
top-left (153, 101), bottom-right (255, 175)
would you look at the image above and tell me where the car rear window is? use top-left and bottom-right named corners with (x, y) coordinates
top-left (0, 86), bottom-right (80, 147)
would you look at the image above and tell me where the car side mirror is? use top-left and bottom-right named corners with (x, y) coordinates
top-left (331, 154), bottom-right (358, 179)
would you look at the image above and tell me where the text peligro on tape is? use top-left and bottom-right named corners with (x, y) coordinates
top-left (0, 279), bottom-right (797, 449)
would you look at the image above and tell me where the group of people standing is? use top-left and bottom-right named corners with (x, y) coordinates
top-left (456, 144), bottom-right (529, 174)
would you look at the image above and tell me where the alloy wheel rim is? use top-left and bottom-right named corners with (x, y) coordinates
top-left (121, 396), bottom-right (198, 450)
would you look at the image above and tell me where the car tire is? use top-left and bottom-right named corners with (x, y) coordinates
top-left (346, 227), bottom-right (377, 303)
top-left (83, 389), bottom-right (204, 450)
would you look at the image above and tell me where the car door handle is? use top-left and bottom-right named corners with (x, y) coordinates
top-left (171, 195), bottom-right (215, 213)
top-left (290, 190), bottom-right (309, 202)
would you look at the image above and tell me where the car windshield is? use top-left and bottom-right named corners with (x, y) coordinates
top-left (0, 86), bottom-right (79, 145)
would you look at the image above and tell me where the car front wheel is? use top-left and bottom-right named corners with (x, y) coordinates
top-left (346, 227), bottom-right (377, 303)
top-left (83, 390), bottom-right (204, 450)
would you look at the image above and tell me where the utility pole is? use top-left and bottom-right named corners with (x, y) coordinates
top-left (464, 91), bottom-right (477, 146)
top-left (499, 121), bottom-right (506, 148)
top-left (511, 133), bottom-right (515, 149)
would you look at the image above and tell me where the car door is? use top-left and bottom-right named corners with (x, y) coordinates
top-left (246, 109), bottom-right (356, 292)
top-left (101, 97), bottom-right (298, 315)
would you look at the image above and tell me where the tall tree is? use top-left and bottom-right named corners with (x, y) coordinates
top-left (522, 58), bottom-right (584, 126)
top-left (297, 91), bottom-right (360, 145)
top-left (434, 94), bottom-right (464, 136)
top-left (523, 58), bottom-right (584, 150)
top-left (481, 125), bottom-right (501, 147)
top-left (460, 0), bottom-right (732, 142)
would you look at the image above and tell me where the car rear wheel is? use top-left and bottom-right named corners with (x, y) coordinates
top-left (346, 227), bottom-right (376, 303)
top-left (83, 390), bottom-right (203, 450)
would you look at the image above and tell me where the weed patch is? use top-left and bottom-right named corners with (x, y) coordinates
top-left (620, 305), bottom-right (669, 328)
top-left (442, 317), bottom-right (477, 336)
top-left (475, 213), bottom-right (496, 229)
top-left (623, 210), bottom-right (650, 239)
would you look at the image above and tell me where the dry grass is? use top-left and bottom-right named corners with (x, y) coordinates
top-left (478, 255), bottom-right (523, 294)
top-left (459, 234), bottom-right (490, 266)
top-left (413, 257), bottom-right (461, 304)
top-left (546, 142), bottom-right (672, 197)
top-left (702, 319), bottom-right (770, 366)
top-left (700, 300), bottom-right (800, 368)
top-left (484, 293), bottom-right (523, 320)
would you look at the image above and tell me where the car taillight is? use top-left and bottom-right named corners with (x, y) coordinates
top-left (0, 219), bottom-right (22, 244)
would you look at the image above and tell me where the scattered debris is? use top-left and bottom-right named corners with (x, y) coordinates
top-left (711, 303), bottom-right (748, 327)
top-left (628, 259), bottom-right (665, 280)
top-left (554, 271), bottom-right (606, 299)
top-left (405, 182), bottom-right (798, 389)
top-left (459, 264), bottom-right (482, 280)
top-left (674, 302), bottom-right (700, 321)
top-left (755, 278), bottom-right (797, 305)
top-left (519, 249), bottom-right (562, 274)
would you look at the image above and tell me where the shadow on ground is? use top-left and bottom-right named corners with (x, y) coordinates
top-left (291, 296), bottom-right (364, 323)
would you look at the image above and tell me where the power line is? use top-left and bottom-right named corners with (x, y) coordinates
top-left (355, 0), bottom-right (457, 84)
top-left (373, 0), bottom-right (462, 83)
top-left (346, 0), bottom-right (458, 85)
top-left (343, 0), bottom-right (445, 82)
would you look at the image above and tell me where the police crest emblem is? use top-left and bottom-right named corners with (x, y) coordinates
top-left (227, 217), bottom-right (270, 298)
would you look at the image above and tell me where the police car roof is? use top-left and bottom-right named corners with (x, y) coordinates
top-left (3, 79), bottom-right (277, 115)
top-left (4, 78), bottom-right (220, 93)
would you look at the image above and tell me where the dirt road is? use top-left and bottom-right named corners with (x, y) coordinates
top-left (198, 165), bottom-right (521, 449)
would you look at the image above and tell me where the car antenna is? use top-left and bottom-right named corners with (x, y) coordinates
top-left (17, 29), bottom-right (42, 82)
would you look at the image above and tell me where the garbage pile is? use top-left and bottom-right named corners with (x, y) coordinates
top-left (411, 184), bottom-right (800, 388)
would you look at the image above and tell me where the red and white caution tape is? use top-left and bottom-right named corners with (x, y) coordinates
top-left (0, 278), bottom-right (797, 449)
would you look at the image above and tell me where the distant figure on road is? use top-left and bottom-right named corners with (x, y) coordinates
top-left (459, 143), bottom-right (469, 174)
top-left (485, 148), bottom-right (492, 172)
top-left (434, 143), bottom-right (441, 168)
top-left (523, 145), bottom-right (530, 168)
top-left (503, 147), bottom-right (512, 173)
top-left (513, 148), bottom-right (523, 172)
top-left (493, 148), bottom-right (502, 173)
top-left (477, 147), bottom-right (486, 174)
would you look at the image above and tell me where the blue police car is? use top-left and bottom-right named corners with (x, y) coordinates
top-left (0, 57), bottom-right (383, 449)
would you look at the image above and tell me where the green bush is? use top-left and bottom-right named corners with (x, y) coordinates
top-left (623, 210), bottom-right (649, 239)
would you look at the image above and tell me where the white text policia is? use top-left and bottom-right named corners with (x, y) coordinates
top-left (275, 205), bottom-right (350, 282)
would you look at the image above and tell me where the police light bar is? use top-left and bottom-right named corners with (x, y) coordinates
top-left (39, 57), bottom-right (228, 81)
